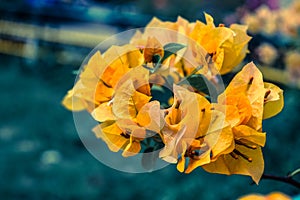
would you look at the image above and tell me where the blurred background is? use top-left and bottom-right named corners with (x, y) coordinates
top-left (1, 0), bottom-right (300, 199)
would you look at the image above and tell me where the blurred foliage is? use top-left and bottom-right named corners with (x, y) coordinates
top-left (136, 0), bottom-right (245, 22)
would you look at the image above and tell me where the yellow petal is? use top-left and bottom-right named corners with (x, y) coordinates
top-left (223, 62), bottom-right (265, 130)
top-left (173, 84), bottom-right (211, 138)
top-left (266, 192), bottom-right (291, 200)
top-left (214, 47), bottom-right (225, 72)
top-left (159, 125), bottom-right (187, 163)
top-left (239, 192), bottom-right (291, 200)
top-left (113, 79), bottom-right (151, 119)
top-left (203, 145), bottom-right (264, 184)
top-left (127, 47), bottom-right (144, 68)
top-left (213, 104), bottom-right (240, 127)
top-left (136, 101), bottom-right (164, 133)
top-left (91, 102), bottom-right (115, 122)
top-left (203, 27), bottom-right (233, 54)
top-left (122, 137), bottom-right (141, 157)
top-left (92, 122), bottom-right (127, 152)
top-left (146, 17), bottom-right (164, 28)
top-left (206, 125), bottom-right (235, 160)
top-left (102, 44), bottom-right (143, 87)
top-left (115, 66), bottom-right (151, 96)
top-left (263, 82), bottom-right (284, 119)
top-left (85, 51), bottom-right (106, 78)
top-left (204, 13), bottom-right (215, 28)
top-left (219, 94), bottom-right (252, 126)
top-left (177, 157), bottom-right (186, 172)
top-left (132, 91), bottom-right (152, 113)
top-left (61, 88), bottom-right (87, 111)
top-left (238, 194), bottom-right (266, 200)
top-left (98, 121), bottom-right (123, 136)
top-left (185, 150), bottom-right (211, 173)
top-left (205, 109), bottom-right (228, 134)
top-left (225, 62), bottom-right (264, 102)
top-left (94, 81), bottom-right (114, 104)
top-left (220, 24), bottom-right (251, 74)
top-left (233, 125), bottom-right (266, 147)
top-left (79, 51), bottom-right (106, 88)
top-left (176, 141), bottom-right (187, 172)
top-left (195, 101), bottom-right (212, 138)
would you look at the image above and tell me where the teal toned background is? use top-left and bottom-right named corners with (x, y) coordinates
top-left (0, 0), bottom-right (299, 199)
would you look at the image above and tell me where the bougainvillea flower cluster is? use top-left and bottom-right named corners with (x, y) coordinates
top-left (62, 13), bottom-right (284, 183)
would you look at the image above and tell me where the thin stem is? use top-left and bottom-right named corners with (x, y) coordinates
top-left (288, 168), bottom-right (300, 178)
top-left (261, 174), bottom-right (300, 189)
top-left (177, 65), bottom-right (203, 85)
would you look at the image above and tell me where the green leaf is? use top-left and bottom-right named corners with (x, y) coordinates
top-left (147, 43), bottom-right (186, 73)
top-left (152, 54), bottom-right (161, 64)
top-left (162, 43), bottom-right (186, 62)
top-left (186, 74), bottom-right (218, 102)
top-left (150, 84), bottom-right (173, 108)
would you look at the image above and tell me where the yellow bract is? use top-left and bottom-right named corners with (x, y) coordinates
top-left (62, 44), bottom-right (144, 113)
top-left (159, 85), bottom-right (234, 173)
top-left (202, 62), bottom-right (283, 184)
top-left (189, 13), bottom-right (251, 75)
top-left (239, 192), bottom-right (291, 200)
top-left (61, 13), bottom-right (285, 183)
top-left (263, 82), bottom-right (284, 119)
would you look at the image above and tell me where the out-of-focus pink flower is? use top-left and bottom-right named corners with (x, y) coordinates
top-left (285, 51), bottom-right (300, 84)
top-left (256, 43), bottom-right (278, 65)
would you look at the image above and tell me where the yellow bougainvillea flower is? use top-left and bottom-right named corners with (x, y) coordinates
top-left (62, 44), bottom-right (144, 114)
top-left (239, 192), bottom-right (291, 200)
top-left (220, 62), bottom-right (266, 130)
top-left (222, 24), bottom-right (251, 74)
top-left (203, 126), bottom-right (265, 184)
top-left (92, 65), bottom-right (167, 157)
top-left (95, 44), bottom-right (144, 89)
top-left (159, 85), bottom-right (234, 173)
top-left (63, 48), bottom-right (149, 157)
top-left (92, 66), bottom-right (151, 122)
top-left (131, 17), bottom-right (194, 70)
top-left (62, 51), bottom-right (108, 111)
top-left (189, 13), bottom-right (251, 75)
top-left (92, 77), bottom-right (163, 157)
top-left (202, 62), bottom-right (281, 184)
top-left (159, 84), bottom-right (211, 162)
top-left (177, 123), bottom-right (234, 174)
top-left (92, 101), bottom-right (164, 157)
top-left (93, 100), bottom-right (164, 158)
top-left (130, 15), bottom-right (214, 83)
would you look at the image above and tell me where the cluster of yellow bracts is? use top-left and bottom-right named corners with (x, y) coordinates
top-left (62, 14), bottom-right (284, 183)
